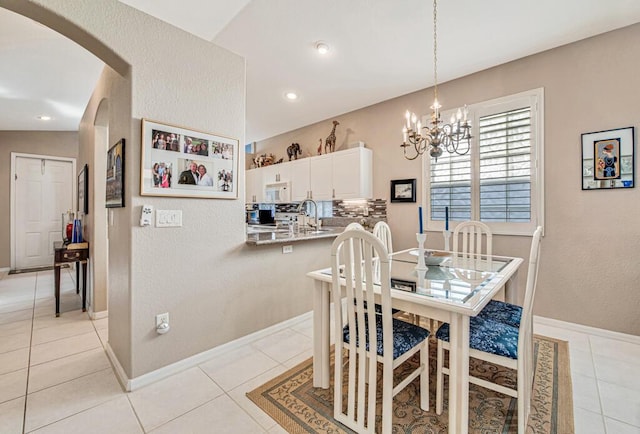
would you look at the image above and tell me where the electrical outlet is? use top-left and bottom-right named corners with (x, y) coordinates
top-left (282, 245), bottom-right (293, 254)
top-left (156, 312), bottom-right (169, 327)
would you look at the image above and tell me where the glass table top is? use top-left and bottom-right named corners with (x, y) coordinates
top-left (318, 249), bottom-right (515, 309)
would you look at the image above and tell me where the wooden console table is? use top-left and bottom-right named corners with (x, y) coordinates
top-left (53, 241), bottom-right (89, 317)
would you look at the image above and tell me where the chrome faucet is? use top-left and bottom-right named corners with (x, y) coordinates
top-left (297, 199), bottom-right (318, 230)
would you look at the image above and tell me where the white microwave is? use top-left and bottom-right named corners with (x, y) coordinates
top-left (264, 181), bottom-right (290, 203)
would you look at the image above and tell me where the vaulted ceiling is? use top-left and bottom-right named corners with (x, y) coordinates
top-left (2, 0), bottom-right (640, 143)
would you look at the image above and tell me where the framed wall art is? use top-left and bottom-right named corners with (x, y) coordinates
top-left (78, 164), bottom-right (89, 215)
top-left (390, 178), bottom-right (417, 203)
top-left (581, 126), bottom-right (635, 190)
top-left (106, 139), bottom-right (125, 208)
top-left (140, 119), bottom-right (239, 199)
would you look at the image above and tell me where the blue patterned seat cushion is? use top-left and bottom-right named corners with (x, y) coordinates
top-left (435, 316), bottom-right (519, 360)
top-left (343, 317), bottom-right (430, 359)
top-left (478, 300), bottom-right (522, 328)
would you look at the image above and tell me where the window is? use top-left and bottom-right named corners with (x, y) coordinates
top-left (425, 89), bottom-right (544, 235)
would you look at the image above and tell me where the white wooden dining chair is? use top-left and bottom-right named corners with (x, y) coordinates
top-left (435, 226), bottom-right (543, 434)
top-left (345, 222), bottom-right (365, 231)
top-left (331, 230), bottom-right (430, 434)
top-left (452, 220), bottom-right (493, 259)
top-left (372, 221), bottom-right (393, 253)
top-left (372, 220), bottom-right (424, 325)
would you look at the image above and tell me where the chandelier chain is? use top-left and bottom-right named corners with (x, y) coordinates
top-left (433, 0), bottom-right (438, 102)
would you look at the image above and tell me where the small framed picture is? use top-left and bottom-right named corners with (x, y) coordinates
top-left (78, 164), bottom-right (89, 215)
top-left (106, 139), bottom-right (125, 208)
top-left (390, 178), bottom-right (417, 203)
top-left (581, 127), bottom-right (634, 190)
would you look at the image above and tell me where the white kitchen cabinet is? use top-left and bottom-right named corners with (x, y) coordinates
top-left (290, 158), bottom-right (311, 201)
top-left (261, 163), bottom-right (291, 185)
top-left (309, 154), bottom-right (333, 200)
top-left (245, 168), bottom-right (261, 203)
top-left (332, 148), bottom-right (373, 200)
top-left (245, 147), bottom-right (372, 204)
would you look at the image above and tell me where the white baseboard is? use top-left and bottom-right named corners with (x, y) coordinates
top-left (0, 267), bottom-right (10, 273)
top-left (89, 309), bottom-right (108, 320)
top-left (104, 342), bottom-right (130, 391)
top-left (113, 310), bottom-right (313, 392)
top-left (534, 315), bottom-right (640, 345)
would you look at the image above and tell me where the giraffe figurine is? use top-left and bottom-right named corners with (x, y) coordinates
top-left (317, 138), bottom-right (323, 155)
top-left (324, 120), bottom-right (339, 154)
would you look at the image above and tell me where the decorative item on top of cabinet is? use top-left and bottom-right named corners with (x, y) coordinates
top-left (254, 153), bottom-right (276, 167)
top-left (287, 143), bottom-right (302, 161)
top-left (317, 139), bottom-right (323, 155)
top-left (324, 120), bottom-right (339, 154)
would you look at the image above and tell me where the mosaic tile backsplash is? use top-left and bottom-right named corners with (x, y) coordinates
top-left (248, 199), bottom-right (387, 221)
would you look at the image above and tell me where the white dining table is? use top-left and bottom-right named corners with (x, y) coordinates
top-left (307, 248), bottom-right (523, 434)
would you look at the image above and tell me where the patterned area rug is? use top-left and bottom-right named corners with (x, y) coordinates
top-left (247, 335), bottom-right (573, 433)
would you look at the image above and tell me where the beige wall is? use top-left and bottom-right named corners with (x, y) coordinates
top-left (0, 131), bottom-right (78, 269)
top-left (257, 23), bottom-right (640, 336)
top-left (78, 65), bottom-right (133, 367)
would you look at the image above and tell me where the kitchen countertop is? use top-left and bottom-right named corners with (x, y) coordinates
top-left (245, 226), bottom-right (345, 245)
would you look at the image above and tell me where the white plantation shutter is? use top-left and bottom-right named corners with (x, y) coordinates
top-left (426, 89), bottom-right (543, 235)
top-left (479, 107), bottom-right (531, 222)
top-left (429, 149), bottom-right (471, 222)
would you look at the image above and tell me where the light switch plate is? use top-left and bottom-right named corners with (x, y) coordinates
top-left (156, 210), bottom-right (182, 227)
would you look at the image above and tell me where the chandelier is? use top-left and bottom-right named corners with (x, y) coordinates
top-left (401, 0), bottom-right (472, 161)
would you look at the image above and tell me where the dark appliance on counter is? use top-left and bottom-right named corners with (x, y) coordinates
top-left (246, 210), bottom-right (259, 224)
top-left (258, 209), bottom-right (275, 224)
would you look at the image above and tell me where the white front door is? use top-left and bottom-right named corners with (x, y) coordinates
top-left (14, 156), bottom-right (74, 270)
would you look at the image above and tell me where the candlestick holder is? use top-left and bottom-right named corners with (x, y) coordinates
top-left (443, 229), bottom-right (451, 251)
top-left (416, 232), bottom-right (427, 271)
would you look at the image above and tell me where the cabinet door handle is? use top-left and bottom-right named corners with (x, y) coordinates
top-left (332, 188), bottom-right (335, 198)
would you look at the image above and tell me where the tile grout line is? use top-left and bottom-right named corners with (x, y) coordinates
top-left (24, 391), bottom-right (124, 434)
top-left (21, 272), bottom-right (38, 434)
top-left (19, 268), bottom-right (83, 433)
top-left (199, 365), bottom-right (274, 434)
top-left (587, 334), bottom-right (608, 433)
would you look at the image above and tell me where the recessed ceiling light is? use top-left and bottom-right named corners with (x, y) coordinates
top-left (37, 115), bottom-right (52, 121)
top-left (315, 41), bottom-right (329, 55)
top-left (285, 92), bottom-right (298, 101)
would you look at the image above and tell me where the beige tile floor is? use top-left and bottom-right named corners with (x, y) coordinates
top-left (0, 269), bottom-right (638, 433)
